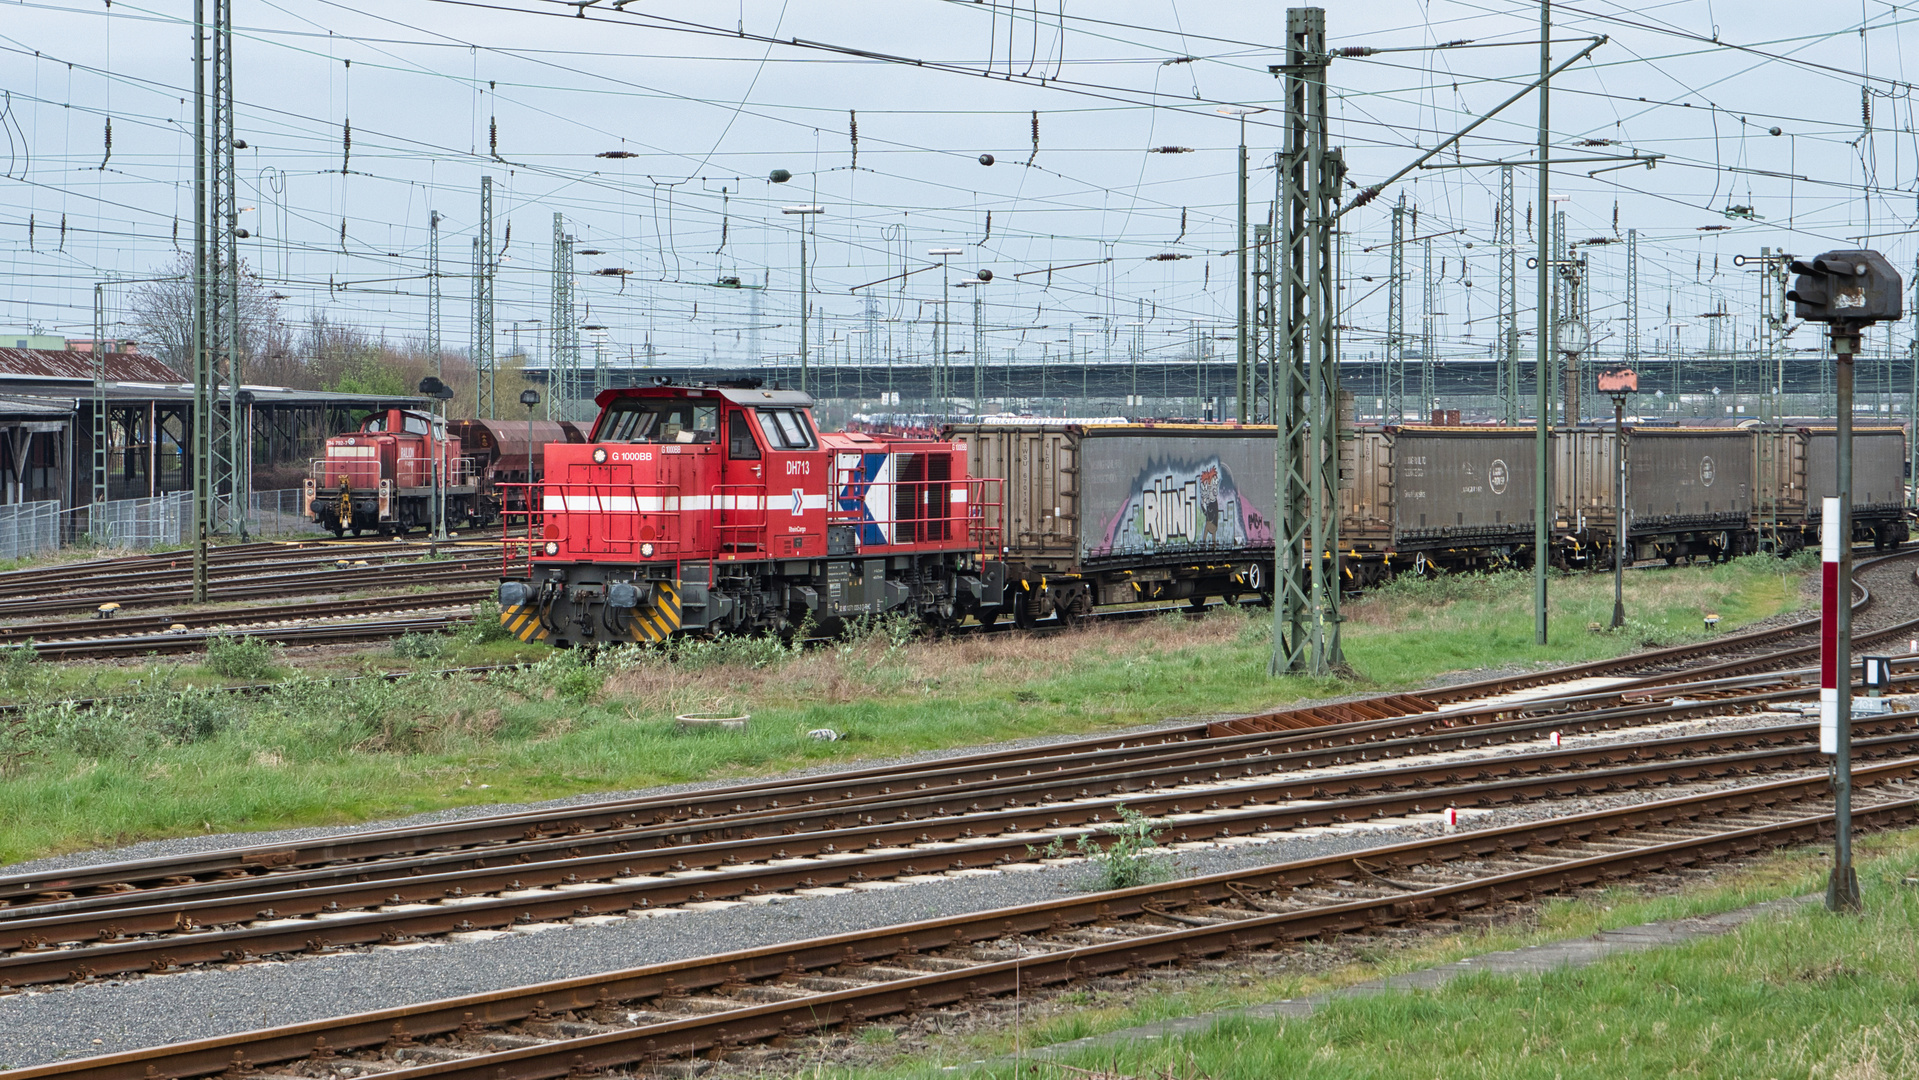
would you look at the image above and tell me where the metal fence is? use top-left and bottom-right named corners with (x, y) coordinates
top-left (0, 500), bottom-right (61, 561)
top-left (63, 491), bottom-right (193, 550)
top-left (242, 489), bottom-right (328, 538)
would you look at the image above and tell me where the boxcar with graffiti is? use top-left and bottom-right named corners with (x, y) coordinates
top-left (950, 423), bottom-right (1275, 627)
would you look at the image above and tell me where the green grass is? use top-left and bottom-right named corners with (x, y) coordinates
top-left (0, 557), bottom-right (1806, 864)
top-left (804, 829), bottom-right (1919, 1080)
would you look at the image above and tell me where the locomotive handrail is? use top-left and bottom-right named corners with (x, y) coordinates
top-left (828, 467), bottom-right (1002, 558)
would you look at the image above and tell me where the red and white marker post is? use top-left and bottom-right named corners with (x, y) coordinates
top-left (1820, 498), bottom-right (1842, 755)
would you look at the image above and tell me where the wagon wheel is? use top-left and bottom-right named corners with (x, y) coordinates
top-left (1187, 594), bottom-right (1210, 613)
top-left (1057, 590), bottom-right (1092, 630)
top-left (974, 606), bottom-right (1001, 630)
top-left (1011, 590), bottom-right (1039, 630)
top-left (328, 523), bottom-right (345, 539)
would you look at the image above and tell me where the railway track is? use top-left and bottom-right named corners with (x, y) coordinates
top-left (7, 597), bottom-right (1914, 905)
top-left (12, 759), bottom-right (1917, 1080)
top-left (0, 541), bottom-right (502, 621)
top-left (1, 553), bottom-right (1910, 914)
top-left (0, 665), bottom-right (1911, 990)
top-left (0, 589), bottom-right (492, 648)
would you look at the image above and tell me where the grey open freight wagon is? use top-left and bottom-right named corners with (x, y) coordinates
top-left (1555, 427), bottom-right (1754, 566)
top-left (949, 422), bottom-right (1277, 626)
top-left (1751, 426), bottom-right (1909, 551)
top-left (1343, 425), bottom-right (1538, 584)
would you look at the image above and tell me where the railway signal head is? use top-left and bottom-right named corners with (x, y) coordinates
top-left (1785, 250), bottom-right (1902, 329)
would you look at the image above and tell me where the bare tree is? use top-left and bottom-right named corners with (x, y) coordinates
top-left (127, 253), bottom-right (285, 378)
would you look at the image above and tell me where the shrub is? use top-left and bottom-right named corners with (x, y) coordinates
top-left (463, 599), bottom-right (514, 643)
top-left (392, 631), bottom-right (447, 661)
top-left (1036, 806), bottom-right (1173, 892)
top-left (488, 648), bottom-right (604, 702)
top-left (203, 633), bottom-right (280, 680)
top-left (669, 633), bottom-right (793, 671)
top-left (0, 640), bottom-right (38, 691)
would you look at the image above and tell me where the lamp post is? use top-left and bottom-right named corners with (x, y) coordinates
top-left (419, 377), bottom-right (456, 542)
top-left (781, 202), bottom-right (825, 393)
top-left (1598, 368), bottom-right (1638, 629)
top-left (519, 388), bottom-right (541, 522)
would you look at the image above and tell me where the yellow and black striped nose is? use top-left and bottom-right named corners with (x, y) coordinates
top-left (628, 581), bottom-right (682, 644)
top-left (499, 601), bottom-right (549, 643)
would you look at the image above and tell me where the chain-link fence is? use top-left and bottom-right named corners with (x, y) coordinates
top-left (242, 489), bottom-right (328, 538)
top-left (63, 491), bottom-right (193, 550)
top-left (0, 500), bottom-right (60, 561)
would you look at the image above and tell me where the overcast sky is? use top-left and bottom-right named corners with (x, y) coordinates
top-left (2, 0), bottom-right (1916, 373)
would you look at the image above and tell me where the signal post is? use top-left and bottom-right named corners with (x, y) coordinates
top-left (1783, 249), bottom-right (1903, 912)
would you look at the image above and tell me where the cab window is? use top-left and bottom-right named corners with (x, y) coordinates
top-left (597, 399), bottom-right (720, 444)
top-left (728, 411), bottom-right (762, 460)
top-left (755, 408), bottom-right (817, 450)
top-left (402, 413), bottom-right (431, 436)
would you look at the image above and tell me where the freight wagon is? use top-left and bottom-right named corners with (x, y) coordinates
top-left (1343, 426), bottom-right (1538, 584)
top-left (1554, 427), bottom-right (1755, 566)
top-left (449, 418), bottom-right (588, 519)
top-left (950, 423), bottom-right (1276, 626)
top-left (1751, 426), bottom-right (1910, 551)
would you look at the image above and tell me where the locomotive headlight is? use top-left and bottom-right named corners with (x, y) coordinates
top-left (641, 542), bottom-right (655, 558)
top-left (543, 541), bottom-right (560, 556)
top-left (592, 446), bottom-right (608, 464)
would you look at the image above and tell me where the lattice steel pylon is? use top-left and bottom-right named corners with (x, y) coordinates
top-left (207, 0), bottom-right (245, 536)
top-left (427, 210), bottom-right (442, 377)
top-left (1498, 165), bottom-right (1519, 424)
top-left (1251, 221), bottom-right (1275, 424)
top-left (91, 284), bottom-right (107, 510)
top-left (1384, 194), bottom-right (1405, 422)
top-left (475, 176), bottom-right (497, 419)
top-left (549, 213), bottom-right (578, 419)
top-left (1420, 235), bottom-right (1436, 419)
top-left (1267, 7), bottom-right (1344, 676)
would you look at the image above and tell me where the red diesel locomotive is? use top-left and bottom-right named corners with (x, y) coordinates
top-left (497, 382), bottom-right (1005, 646)
top-left (305, 410), bottom-right (589, 536)
top-left (304, 408), bottom-right (474, 536)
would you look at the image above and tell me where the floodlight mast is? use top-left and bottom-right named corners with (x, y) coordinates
top-left (777, 184), bottom-right (823, 392)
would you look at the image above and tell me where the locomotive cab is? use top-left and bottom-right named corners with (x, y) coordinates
top-left (499, 383), bottom-right (1002, 647)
